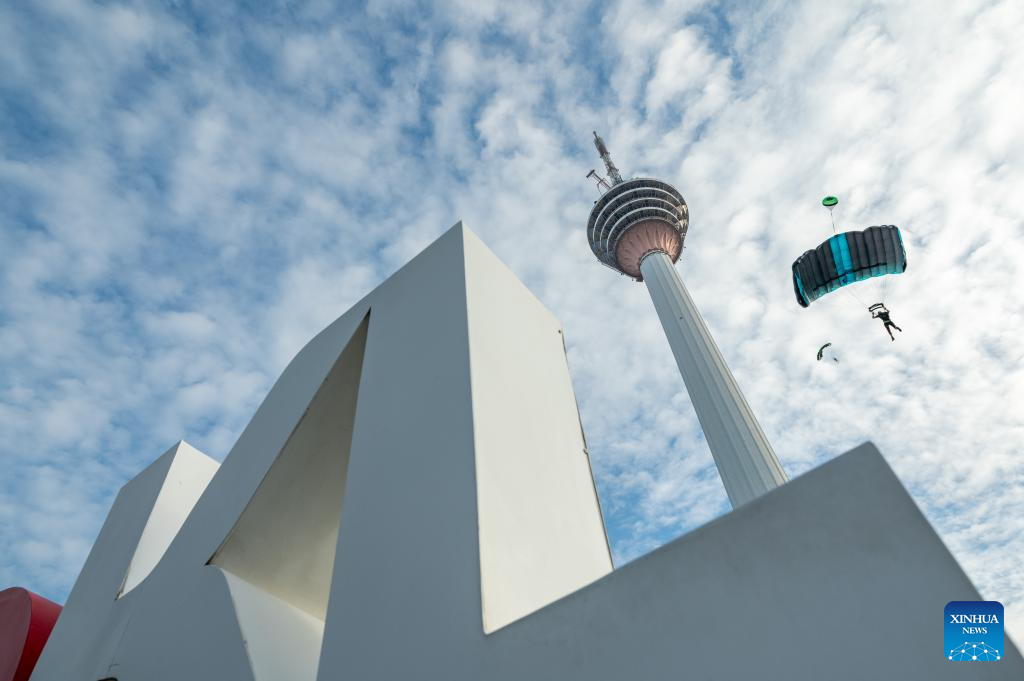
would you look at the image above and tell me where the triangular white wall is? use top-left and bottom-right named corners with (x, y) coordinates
top-left (223, 572), bottom-right (324, 681)
top-left (119, 441), bottom-right (219, 596)
top-left (211, 314), bottom-right (368, 619)
top-left (462, 229), bottom-right (613, 632)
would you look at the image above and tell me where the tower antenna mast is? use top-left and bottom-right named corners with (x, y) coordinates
top-left (593, 131), bottom-right (623, 185)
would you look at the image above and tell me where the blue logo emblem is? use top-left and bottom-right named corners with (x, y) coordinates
top-left (945, 601), bottom-right (1003, 661)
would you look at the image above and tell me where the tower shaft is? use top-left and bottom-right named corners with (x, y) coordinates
top-left (639, 251), bottom-right (787, 507)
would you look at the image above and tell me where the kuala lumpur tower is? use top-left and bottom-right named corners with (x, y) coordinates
top-left (585, 132), bottom-right (787, 507)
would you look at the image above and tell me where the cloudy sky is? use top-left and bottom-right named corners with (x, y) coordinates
top-left (2, 0), bottom-right (1022, 637)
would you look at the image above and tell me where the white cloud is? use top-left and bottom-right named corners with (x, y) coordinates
top-left (1, 0), bottom-right (1022, 642)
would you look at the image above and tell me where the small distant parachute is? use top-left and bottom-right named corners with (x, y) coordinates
top-left (792, 225), bottom-right (907, 307)
top-left (816, 342), bottom-right (839, 363)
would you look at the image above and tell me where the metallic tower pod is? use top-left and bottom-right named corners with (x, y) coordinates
top-left (585, 135), bottom-right (787, 507)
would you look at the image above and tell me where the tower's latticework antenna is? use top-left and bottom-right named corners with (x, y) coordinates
top-left (586, 169), bottom-right (612, 193)
top-left (592, 131), bottom-right (623, 186)
top-left (584, 132), bottom-right (787, 508)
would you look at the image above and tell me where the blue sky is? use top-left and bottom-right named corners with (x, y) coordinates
top-left (2, 0), bottom-right (1022, 636)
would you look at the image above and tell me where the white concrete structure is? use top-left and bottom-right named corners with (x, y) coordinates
top-left (118, 442), bottom-right (220, 596)
top-left (587, 132), bottom-right (786, 507)
top-left (32, 224), bottom-right (1022, 680)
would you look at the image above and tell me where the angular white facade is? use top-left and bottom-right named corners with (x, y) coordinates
top-left (32, 224), bottom-right (1022, 680)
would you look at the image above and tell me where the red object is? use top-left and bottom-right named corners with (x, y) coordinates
top-left (0, 587), bottom-right (62, 681)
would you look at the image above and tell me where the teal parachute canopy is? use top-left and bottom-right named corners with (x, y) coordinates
top-left (792, 225), bottom-right (907, 307)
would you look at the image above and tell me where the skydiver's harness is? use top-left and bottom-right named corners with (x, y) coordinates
top-left (869, 303), bottom-right (894, 324)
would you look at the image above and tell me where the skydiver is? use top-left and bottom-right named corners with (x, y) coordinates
top-left (869, 303), bottom-right (902, 341)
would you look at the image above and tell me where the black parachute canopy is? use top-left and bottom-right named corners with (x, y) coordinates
top-left (792, 225), bottom-right (907, 307)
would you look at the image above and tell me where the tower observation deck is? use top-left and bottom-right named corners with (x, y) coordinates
top-left (587, 176), bottom-right (688, 279)
top-left (586, 132), bottom-right (787, 508)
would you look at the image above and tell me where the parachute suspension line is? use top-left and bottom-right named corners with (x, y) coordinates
top-left (822, 196), bottom-right (839, 235)
top-left (843, 285), bottom-right (868, 308)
